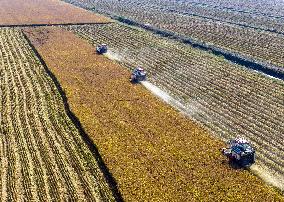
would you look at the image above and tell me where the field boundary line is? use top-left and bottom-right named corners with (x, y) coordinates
top-left (21, 30), bottom-right (124, 202)
top-left (0, 22), bottom-right (114, 28)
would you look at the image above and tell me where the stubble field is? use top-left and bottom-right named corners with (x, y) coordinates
top-left (64, 0), bottom-right (284, 73)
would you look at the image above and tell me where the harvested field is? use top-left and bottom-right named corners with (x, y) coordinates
top-left (63, 0), bottom-right (284, 71)
top-left (187, 0), bottom-right (284, 17)
top-left (64, 0), bottom-right (284, 32)
top-left (24, 26), bottom-right (284, 201)
top-left (0, 0), bottom-right (111, 26)
top-left (0, 28), bottom-right (114, 201)
top-left (66, 23), bottom-right (284, 190)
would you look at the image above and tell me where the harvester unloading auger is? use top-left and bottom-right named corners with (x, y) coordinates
top-left (130, 67), bottom-right (147, 83)
top-left (222, 137), bottom-right (255, 167)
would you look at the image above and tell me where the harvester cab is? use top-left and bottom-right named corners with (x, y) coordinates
top-left (222, 137), bottom-right (255, 167)
top-left (96, 44), bottom-right (108, 54)
top-left (130, 67), bottom-right (147, 83)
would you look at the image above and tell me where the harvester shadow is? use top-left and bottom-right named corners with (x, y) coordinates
top-left (23, 31), bottom-right (124, 202)
top-left (222, 159), bottom-right (247, 170)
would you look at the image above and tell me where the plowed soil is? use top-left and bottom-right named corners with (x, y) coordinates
top-left (24, 27), bottom-right (284, 201)
top-left (0, 0), bottom-right (111, 26)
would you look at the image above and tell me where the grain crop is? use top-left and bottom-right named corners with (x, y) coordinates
top-left (24, 26), bottom-right (284, 201)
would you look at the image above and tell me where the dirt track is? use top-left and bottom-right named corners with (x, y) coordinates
top-left (0, 0), bottom-right (111, 26)
top-left (0, 28), bottom-right (115, 201)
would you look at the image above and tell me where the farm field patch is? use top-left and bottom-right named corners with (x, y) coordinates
top-left (0, 28), bottom-right (114, 201)
top-left (0, 0), bottom-right (111, 26)
top-left (187, 0), bottom-right (284, 17)
top-left (155, 0), bottom-right (284, 33)
top-left (24, 26), bottom-right (284, 201)
top-left (68, 0), bottom-right (284, 33)
top-left (63, 0), bottom-right (284, 72)
top-left (66, 23), bottom-right (284, 190)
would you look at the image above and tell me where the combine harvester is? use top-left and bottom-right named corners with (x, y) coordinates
top-left (102, 45), bottom-right (259, 171)
top-left (130, 67), bottom-right (147, 83)
top-left (99, 46), bottom-right (284, 190)
top-left (96, 44), bottom-right (108, 54)
top-left (109, 48), bottom-right (255, 169)
top-left (222, 137), bottom-right (255, 168)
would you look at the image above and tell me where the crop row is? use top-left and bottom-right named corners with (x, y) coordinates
top-left (63, 0), bottom-right (284, 71)
top-left (66, 0), bottom-right (284, 17)
top-left (67, 23), bottom-right (284, 180)
top-left (0, 28), bottom-right (114, 201)
top-left (152, 0), bottom-right (284, 33)
top-left (187, 0), bottom-right (284, 17)
top-left (92, 0), bottom-right (284, 33)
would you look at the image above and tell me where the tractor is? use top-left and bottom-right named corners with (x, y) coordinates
top-left (96, 44), bottom-right (108, 54)
top-left (130, 67), bottom-right (147, 83)
top-left (222, 137), bottom-right (255, 168)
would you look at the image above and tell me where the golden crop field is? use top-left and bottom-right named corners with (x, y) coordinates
top-left (24, 26), bottom-right (284, 201)
top-left (0, 0), bottom-right (282, 200)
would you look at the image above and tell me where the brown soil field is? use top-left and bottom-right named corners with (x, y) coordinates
top-left (24, 27), bottom-right (284, 201)
top-left (0, 0), bottom-right (111, 26)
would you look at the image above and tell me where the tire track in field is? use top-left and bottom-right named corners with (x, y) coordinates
top-left (8, 30), bottom-right (64, 200)
top-left (21, 41), bottom-right (92, 201)
top-left (6, 30), bottom-right (52, 201)
top-left (0, 49), bottom-right (3, 200)
top-left (0, 35), bottom-right (8, 200)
